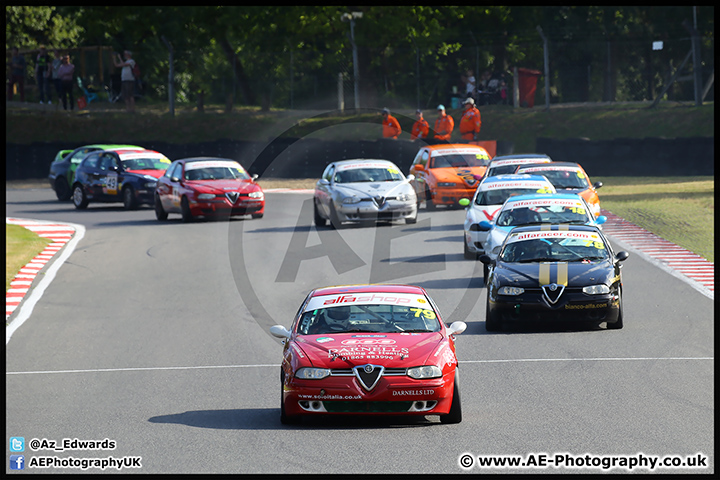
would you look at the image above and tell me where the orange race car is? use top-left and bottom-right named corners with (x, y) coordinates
top-left (408, 144), bottom-right (493, 209)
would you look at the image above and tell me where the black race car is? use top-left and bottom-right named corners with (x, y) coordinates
top-left (480, 224), bottom-right (629, 332)
top-left (72, 148), bottom-right (171, 210)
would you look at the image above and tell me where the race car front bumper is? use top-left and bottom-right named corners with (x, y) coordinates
top-left (336, 200), bottom-right (417, 223)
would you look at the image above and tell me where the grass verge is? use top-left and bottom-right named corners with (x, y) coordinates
top-left (595, 176), bottom-right (714, 262)
top-left (6, 224), bottom-right (51, 293)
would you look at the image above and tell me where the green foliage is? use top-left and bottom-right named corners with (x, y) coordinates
top-left (5, 6), bottom-right (83, 50)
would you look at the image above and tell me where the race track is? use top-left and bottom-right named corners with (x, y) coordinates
top-left (6, 187), bottom-right (714, 474)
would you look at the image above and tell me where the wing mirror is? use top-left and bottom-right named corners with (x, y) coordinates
top-left (252, 174), bottom-right (259, 182)
top-left (593, 181), bottom-right (603, 189)
top-left (413, 164), bottom-right (425, 172)
top-left (319, 178), bottom-right (330, 186)
top-left (595, 215), bottom-right (607, 225)
top-left (406, 174), bottom-right (415, 182)
top-left (615, 251), bottom-right (630, 262)
top-left (446, 321), bottom-right (467, 336)
top-left (477, 220), bottom-right (493, 231)
top-left (479, 255), bottom-right (495, 265)
top-left (269, 325), bottom-right (291, 339)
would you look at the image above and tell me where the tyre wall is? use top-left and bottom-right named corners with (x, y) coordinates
top-left (6, 137), bottom-right (713, 180)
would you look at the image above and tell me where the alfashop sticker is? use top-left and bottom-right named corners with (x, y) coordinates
top-left (341, 338), bottom-right (396, 345)
top-left (305, 293), bottom-right (431, 312)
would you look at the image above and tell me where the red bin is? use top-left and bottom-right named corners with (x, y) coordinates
top-left (517, 68), bottom-right (542, 108)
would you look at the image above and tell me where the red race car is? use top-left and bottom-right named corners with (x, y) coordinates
top-left (270, 284), bottom-right (467, 424)
top-left (154, 157), bottom-right (264, 222)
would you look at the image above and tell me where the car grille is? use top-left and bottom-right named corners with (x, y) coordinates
top-left (322, 401), bottom-right (414, 413)
top-left (330, 368), bottom-right (407, 376)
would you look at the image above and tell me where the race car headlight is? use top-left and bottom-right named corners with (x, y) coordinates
top-left (498, 286), bottom-right (524, 296)
top-left (144, 181), bottom-right (157, 188)
top-left (248, 191), bottom-right (264, 199)
top-left (295, 367), bottom-right (331, 380)
top-left (438, 182), bottom-right (456, 187)
top-left (342, 196), bottom-right (361, 204)
top-left (407, 365), bottom-right (443, 379)
top-left (197, 193), bottom-right (216, 200)
top-left (583, 284), bottom-right (610, 295)
top-left (395, 193), bottom-right (412, 202)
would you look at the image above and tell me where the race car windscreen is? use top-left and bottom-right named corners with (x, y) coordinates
top-left (499, 237), bottom-right (610, 263)
top-left (495, 205), bottom-right (589, 226)
top-left (432, 154), bottom-right (489, 169)
top-left (335, 167), bottom-right (404, 183)
top-left (475, 187), bottom-right (544, 206)
top-left (297, 304), bottom-right (441, 335)
top-left (531, 170), bottom-right (589, 189)
top-left (184, 166), bottom-right (250, 181)
top-left (121, 157), bottom-right (170, 171)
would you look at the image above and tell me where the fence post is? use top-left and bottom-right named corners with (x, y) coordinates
top-left (161, 36), bottom-right (174, 117)
top-left (536, 26), bottom-right (550, 110)
top-left (338, 73), bottom-right (345, 112)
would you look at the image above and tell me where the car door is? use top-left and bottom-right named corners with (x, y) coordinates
top-left (156, 161), bottom-right (179, 212)
top-left (92, 152), bottom-right (121, 200)
top-left (315, 164), bottom-right (335, 216)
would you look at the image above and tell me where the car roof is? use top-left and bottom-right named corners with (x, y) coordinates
top-left (478, 174), bottom-right (553, 189)
top-left (175, 157), bottom-right (239, 163)
top-left (501, 192), bottom-right (583, 202)
top-left (332, 158), bottom-right (397, 166)
top-left (491, 153), bottom-right (552, 161)
top-left (309, 284), bottom-right (427, 297)
top-left (424, 143), bottom-right (488, 152)
top-left (517, 161), bottom-right (584, 170)
top-left (509, 224), bottom-right (602, 235)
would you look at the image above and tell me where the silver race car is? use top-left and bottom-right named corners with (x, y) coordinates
top-left (314, 159), bottom-right (418, 228)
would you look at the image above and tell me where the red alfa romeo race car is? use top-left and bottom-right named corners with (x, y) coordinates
top-left (154, 157), bottom-right (264, 222)
top-left (270, 284), bottom-right (467, 424)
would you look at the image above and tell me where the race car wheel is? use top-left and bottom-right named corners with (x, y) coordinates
top-left (55, 177), bottom-right (71, 201)
top-left (280, 370), bottom-right (299, 425)
top-left (313, 200), bottom-right (327, 227)
top-left (123, 186), bottom-right (138, 210)
top-left (425, 188), bottom-right (435, 210)
top-left (180, 196), bottom-right (194, 223)
top-left (329, 201), bottom-right (343, 229)
top-left (154, 194), bottom-right (168, 221)
top-left (483, 264), bottom-right (489, 284)
top-left (485, 297), bottom-right (501, 332)
top-left (440, 369), bottom-right (462, 424)
top-left (464, 240), bottom-right (476, 260)
top-left (607, 289), bottom-right (624, 330)
top-left (72, 184), bottom-right (88, 209)
top-left (405, 214), bottom-right (418, 225)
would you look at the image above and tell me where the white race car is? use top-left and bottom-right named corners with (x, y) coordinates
top-left (460, 174), bottom-right (555, 259)
top-left (314, 159), bottom-right (417, 228)
top-left (481, 154), bottom-right (552, 181)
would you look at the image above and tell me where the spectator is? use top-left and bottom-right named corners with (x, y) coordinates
top-left (433, 104), bottom-right (454, 142)
top-left (49, 49), bottom-right (63, 105)
top-left (113, 50), bottom-right (136, 113)
top-left (381, 107), bottom-right (401, 139)
top-left (410, 109), bottom-right (430, 141)
top-left (57, 54), bottom-right (75, 111)
top-left (35, 46), bottom-right (51, 104)
top-left (459, 97), bottom-right (481, 142)
top-left (462, 69), bottom-right (476, 102)
top-left (7, 47), bottom-right (26, 102)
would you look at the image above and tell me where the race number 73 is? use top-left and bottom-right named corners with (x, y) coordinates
top-left (409, 308), bottom-right (436, 319)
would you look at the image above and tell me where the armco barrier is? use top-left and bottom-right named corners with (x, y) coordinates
top-left (6, 137), bottom-right (711, 181)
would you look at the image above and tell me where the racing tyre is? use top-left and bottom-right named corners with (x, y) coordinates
top-left (329, 202), bottom-right (343, 229)
top-left (405, 214), bottom-right (418, 225)
top-left (55, 177), bottom-right (71, 201)
top-left (313, 200), bottom-right (327, 227)
top-left (154, 194), bottom-right (168, 221)
top-left (180, 196), bottom-right (194, 223)
top-left (440, 370), bottom-right (462, 424)
top-left (280, 370), bottom-right (299, 425)
top-left (123, 186), bottom-right (138, 210)
top-left (483, 264), bottom-right (489, 284)
top-left (425, 188), bottom-right (435, 210)
top-left (72, 184), bottom-right (89, 209)
top-left (485, 297), bottom-right (501, 332)
top-left (607, 289), bottom-right (624, 330)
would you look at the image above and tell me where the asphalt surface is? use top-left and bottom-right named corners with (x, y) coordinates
top-left (6, 186), bottom-right (714, 474)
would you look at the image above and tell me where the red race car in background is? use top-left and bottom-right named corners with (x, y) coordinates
top-left (269, 284), bottom-right (467, 424)
top-left (154, 157), bottom-right (264, 222)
